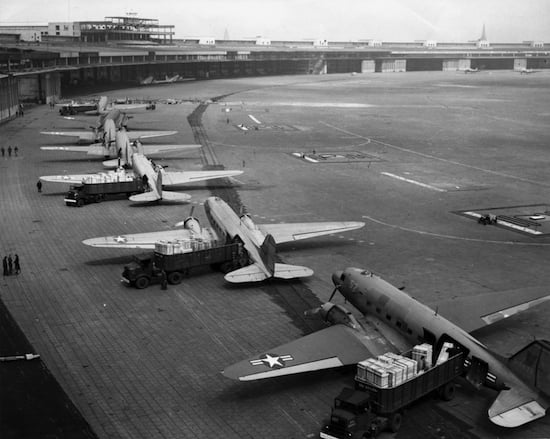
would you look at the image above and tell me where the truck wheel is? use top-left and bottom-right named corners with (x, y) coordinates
top-left (167, 271), bottom-right (183, 285)
top-left (438, 382), bottom-right (455, 401)
top-left (388, 412), bottom-right (402, 433)
top-left (134, 276), bottom-right (150, 289)
top-left (76, 198), bottom-right (84, 207)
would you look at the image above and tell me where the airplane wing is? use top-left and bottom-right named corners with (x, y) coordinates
top-left (40, 131), bottom-right (96, 142)
top-left (429, 287), bottom-right (550, 333)
top-left (258, 221), bottom-right (365, 244)
top-left (161, 170), bottom-right (243, 186)
top-left (139, 144), bottom-right (202, 155)
top-left (40, 145), bottom-right (107, 156)
top-left (82, 229), bottom-right (194, 249)
top-left (223, 323), bottom-right (395, 381)
top-left (126, 131), bottom-right (177, 141)
top-left (40, 174), bottom-right (97, 184)
top-left (488, 386), bottom-right (547, 427)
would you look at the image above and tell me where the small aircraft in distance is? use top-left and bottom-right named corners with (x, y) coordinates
top-left (41, 154), bottom-right (243, 203)
top-left (41, 127), bottom-right (199, 166)
top-left (223, 267), bottom-right (550, 428)
top-left (518, 68), bottom-right (538, 74)
top-left (82, 196), bottom-right (365, 282)
top-left (140, 75), bottom-right (181, 85)
top-left (462, 67), bottom-right (479, 74)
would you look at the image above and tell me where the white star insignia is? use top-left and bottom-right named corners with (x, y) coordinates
top-left (114, 235), bottom-right (127, 243)
top-left (250, 353), bottom-right (294, 369)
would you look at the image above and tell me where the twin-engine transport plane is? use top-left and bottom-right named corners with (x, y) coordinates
top-left (41, 127), bottom-right (199, 165)
top-left (41, 155), bottom-right (243, 203)
top-left (223, 267), bottom-right (550, 428)
top-left (82, 196), bottom-right (365, 282)
top-left (41, 108), bottom-right (173, 145)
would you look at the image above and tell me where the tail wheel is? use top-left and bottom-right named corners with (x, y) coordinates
top-left (439, 382), bottom-right (456, 401)
top-left (167, 271), bottom-right (183, 285)
top-left (388, 412), bottom-right (402, 433)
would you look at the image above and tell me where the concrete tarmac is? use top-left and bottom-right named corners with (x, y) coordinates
top-left (1, 71), bottom-right (550, 438)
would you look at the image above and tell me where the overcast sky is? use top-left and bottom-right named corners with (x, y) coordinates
top-left (2, 0), bottom-right (549, 42)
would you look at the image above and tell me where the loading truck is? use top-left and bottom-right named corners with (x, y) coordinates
top-left (121, 242), bottom-right (247, 289)
top-left (64, 176), bottom-right (144, 206)
top-left (320, 347), bottom-right (465, 438)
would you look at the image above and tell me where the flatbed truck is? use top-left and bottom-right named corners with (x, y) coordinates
top-left (65, 180), bottom-right (144, 206)
top-left (320, 350), bottom-right (465, 438)
top-left (121, 242), bottom-right (247, 288)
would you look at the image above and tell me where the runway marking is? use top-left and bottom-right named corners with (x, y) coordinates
top-left (381, 172), bottom-right (446, 192)
top-left (361, 215), bottom-right (550, 246)
top-left (320, 122), bottom-right (550, 188)
top-left (248, 114), bottom-right (261, 124)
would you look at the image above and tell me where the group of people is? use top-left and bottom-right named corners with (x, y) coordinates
top-left (1, 146), bottom-right (19, 157)
top-left (3, 254), bottom-right (21, 276)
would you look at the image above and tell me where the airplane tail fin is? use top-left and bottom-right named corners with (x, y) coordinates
top-left (259, 234), bottom-right (276, 276)
top-left (508, 340), bottom-right (550, 396)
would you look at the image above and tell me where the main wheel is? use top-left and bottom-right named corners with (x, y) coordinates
top-left (439, 382), bottom-right (456, 401)
top-left (134, 276), bottom-right (150, 289)
top-left (76, 198), bottom-right (84, 207)
top-left (167, 271), bottom-right (183, 285)
top-left (388, 412), bottom-right (402, 433)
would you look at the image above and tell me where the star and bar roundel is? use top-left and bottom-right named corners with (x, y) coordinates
top-left (250, 353), bottom-right (294, 369)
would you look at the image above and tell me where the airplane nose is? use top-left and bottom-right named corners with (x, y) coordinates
top-left (332, 271), bottom-right (344, 287)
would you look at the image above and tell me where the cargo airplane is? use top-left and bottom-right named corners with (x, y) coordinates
top-left (223, 267), bottom-right (550, 428)
top-left (41, 108), bottom-right (175, 145)
top-left (82, 196), bottom-right (365, 282)
top-left (41, 127), bottom-right (199, 166)
top-left (41, 155), bottom-right (243, 203)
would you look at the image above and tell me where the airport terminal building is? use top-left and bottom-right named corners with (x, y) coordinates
top-left (0, 15), bottom-right (548, 121)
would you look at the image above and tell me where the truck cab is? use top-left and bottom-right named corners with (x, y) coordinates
top-left (321, 387), bottom-right (381, 439)
top-left (122, 254), bottom-right (160, 289)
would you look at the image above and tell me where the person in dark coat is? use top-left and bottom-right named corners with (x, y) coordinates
top-left (37, 180), bottom-right (42, 192)
top-left (14, 146), bottom-right (18, 156)
top-left (7, 254), bottom-right (13, 275)
top-left (14, 254), bottom-right (20, 275)
top-left (7, 146), bottom-right (12, 157)
top-left (160, 270), bottom-right (168, 290)
top-left (2, 257), bottom-right (7, 276)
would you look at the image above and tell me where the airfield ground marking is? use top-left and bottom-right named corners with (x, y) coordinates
top-left (361, 215), bottom-right (550, 246)
top-left (248, 114), bottom-right (262, 124)
top-left (321, 122), bottom-right (550, 188)
top-left (381, 172), bottom-right (446, 192)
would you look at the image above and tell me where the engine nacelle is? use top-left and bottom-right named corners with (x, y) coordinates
top-left (239, 214), bottom-right (257, 230)
top-left (183, 217), bottom-right (201, 234)
top-left (317, 303), bottom-right (359, 329)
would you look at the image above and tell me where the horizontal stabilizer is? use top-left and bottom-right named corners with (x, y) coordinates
top-left (273, 263), bottom-right (314, 280)
top-left (129, 191), bottom-right (191, 203)
top-left (224, 264), bottom-right (270, 283)
top-left (489, 390), bottom-right (546, 427)
top-left (224, 263), bottom-right (313, 283)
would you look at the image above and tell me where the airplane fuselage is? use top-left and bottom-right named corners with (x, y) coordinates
top-left (204, 197), bottom-right (269, 275)
top-left (334, 268), bottom-right (541, 398)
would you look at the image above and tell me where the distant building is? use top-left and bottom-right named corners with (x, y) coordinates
top-left (0, 25), bottom-right (47, 42)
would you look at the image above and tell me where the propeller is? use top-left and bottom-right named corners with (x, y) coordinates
top-left (174, 205), bottom-right (201, 233)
